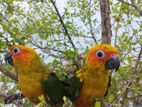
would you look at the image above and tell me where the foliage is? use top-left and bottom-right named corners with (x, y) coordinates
top-left (0, 0), bottom-right (142, 106)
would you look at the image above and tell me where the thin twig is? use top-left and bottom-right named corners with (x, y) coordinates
top-left (88, 0), bottom-right (98, 44)
top-left (50, 0), bottom-right (76, 50)
top-left (118, 0), bottom-right (142, 16)
top-left (114, 22), bottom-right (119, 46)
top-left (0, 33), bottom-right (12, 47)
top-left (31, 42), bottom-right (65, 53)
top-left (134, 45), bottom-right (142, 71)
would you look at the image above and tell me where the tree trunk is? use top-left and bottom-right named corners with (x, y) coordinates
top-left (100, 0), bottom-right (112, 44)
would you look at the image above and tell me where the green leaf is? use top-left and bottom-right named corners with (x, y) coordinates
top-left (94, 101), bottom-right (101, 107)
top-left (108, 95), bottom-right (115, 102)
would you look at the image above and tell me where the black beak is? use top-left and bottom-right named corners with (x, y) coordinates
top-left (105, 55), bottom-right (120, 71)
top-left (5, 51), bottom-right (13, 65)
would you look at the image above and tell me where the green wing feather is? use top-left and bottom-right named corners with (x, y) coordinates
top-left (105, 75), bottom-right (111, 96)
top-left (42, 73), bottom-right (67, 104)
top-left (69, 76), bottom-right (82, 102)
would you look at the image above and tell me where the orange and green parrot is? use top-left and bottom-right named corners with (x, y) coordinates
top-left (69, 44), bottom-right (120, 107)
top-left (5, 45), bottom-right (68, 106)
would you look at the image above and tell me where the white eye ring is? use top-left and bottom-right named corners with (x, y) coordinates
top-left (96, 50), bottom-right (105, 59)
top-left (12, 47), bottom-right (21, 55)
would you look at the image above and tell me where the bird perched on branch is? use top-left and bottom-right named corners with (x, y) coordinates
top-left (5, 45), bottom-right (68, 106)
top-left (69, 44), bottom-right (120, 107)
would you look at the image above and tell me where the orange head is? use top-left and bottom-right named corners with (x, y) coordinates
top-left (5, 45), bottom-right (39, 67)
top-left (86, 44), bottom-right (120, 71)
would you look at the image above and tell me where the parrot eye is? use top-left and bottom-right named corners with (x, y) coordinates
top-left (96, 50), bottom-right (105, 58)
top-left (13, 47), bottom-right (21, 55)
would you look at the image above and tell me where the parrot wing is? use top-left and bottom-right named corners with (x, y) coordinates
top-left (42, 73), bottom-right (67, 104)
top-left (105, 75), bottom-right (111, 96)
top-left (68, 75), bottom-right (83, 102)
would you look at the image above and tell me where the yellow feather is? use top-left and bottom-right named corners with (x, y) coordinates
top-left (75, 44), bottom-right (119, 107)
top-left (9, 45), bottom-right (49, 104)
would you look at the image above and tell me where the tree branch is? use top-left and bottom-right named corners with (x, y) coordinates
top-left (0, 61), bottom-right (18, 82)
top-left (0, 90), bottom-right (23, 107)
top-left (100, 0), bottom-right (112, 44)
top-left (88, 0), bottom-right (98, 44)
top-left (0, 33), bottom-right (12, 47)
top-left (118, 0), bottom-right (142, 16)
top-left (134, 45), bottom-right (142, 71)
top-left (50, 0), bottom-right (76, 50)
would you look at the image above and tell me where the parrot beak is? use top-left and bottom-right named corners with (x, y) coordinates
top-left (5, 51), bottom-right (13, 65)
top-left (105, 55), bottom-right (120, 71)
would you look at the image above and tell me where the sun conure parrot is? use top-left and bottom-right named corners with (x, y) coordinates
top-left (5, 45), bottom-right (69, 106)
top-left (69, 44), bottom-right (120, 107)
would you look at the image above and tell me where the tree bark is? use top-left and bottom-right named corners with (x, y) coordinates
top-left (100, 0), bottom-right (112, 44)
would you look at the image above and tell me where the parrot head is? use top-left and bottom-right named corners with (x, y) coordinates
top-left (5, 45), bottom-right (38, 66)
top-left (86, 44), bottom-right (120, 71)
